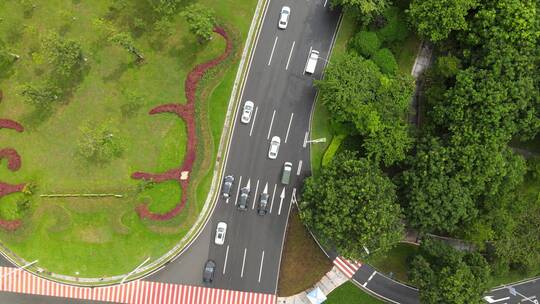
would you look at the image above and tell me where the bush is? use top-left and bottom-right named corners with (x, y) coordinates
top-left (0, 192), bottom-right (28, 220)
top-left (351, 31), bottom-right (381, 57)
top-left (372, 48), bottom-right (398, 74)
top-left (376, 7), bottom-right (409, 43)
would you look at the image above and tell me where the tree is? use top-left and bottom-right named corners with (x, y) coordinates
top-left (299, 151), bottom-right (404, 259)
top-left (20, 82), bottom-right (61, 109)
top-left (181, 4), bottom-right (216, 42)
top-left (350, 31), bottom-right (380, 57)
top-left (148, 0), bottom-right (183, 17)
top-left (434, 55), bottom-right (461, 78)
top-left (77, 121), bottom-right (124, 163)
top-left (407, 0), bottom-right (477, 42)
top-left (372, 48), bottom-right (398, 74)
top-left (330, 0), bottom-right (390, 22)
top-left (409, 239), bottom-right (490, 304)
top-left (109, 32), bottom-right (145, 62)
top-left (41, 32), bottom-right (84, 81)
top-left (363, 123), bottom-right (413, 167)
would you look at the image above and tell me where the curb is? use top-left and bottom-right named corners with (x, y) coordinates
top-left (0, 0), bottom-right (271, 287)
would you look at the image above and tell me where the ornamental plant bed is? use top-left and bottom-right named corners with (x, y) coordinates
top-left (0, 148), bottom-right (22, 171)
top-left (0, 183), bottom-right (25, 231)
top-left (132, 27), bottom-right (233, 221)
top-left (0, 119), bottom-right (24, 132)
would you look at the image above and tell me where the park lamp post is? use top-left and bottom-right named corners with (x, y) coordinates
top-left (121, 257), bottom-right (150, 285)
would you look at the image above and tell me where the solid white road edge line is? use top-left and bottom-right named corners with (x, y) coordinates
top-left (324, 0), bottom-right (328, 7)
top-left (297, 160), bottom-right (302, 176)
top-left (269, 184), bottom-right (277, 213)
top-left (268, 36), bottom-right (279, 66)
top-left (249, 106), bottom-right (259, 136)
top-left (223, 245), bottom-right (230, 274)
top-left (284, 113), bottom-right (294, 143)
top-left (234, 176), bottom-right (243, 206)
top-left (241, 248), bottom-right (247, 278)
top-left (267, 110), bottom-right (276, 139)
top-left (258, 251), bottom-right (265, 283)
top-left (252, 179), bottom-right (260, 209)
top-left (285, 41), bottom-right (296, 70)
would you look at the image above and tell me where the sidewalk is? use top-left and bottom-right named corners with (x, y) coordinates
top-left (277, 266), bottom-right (349, 304)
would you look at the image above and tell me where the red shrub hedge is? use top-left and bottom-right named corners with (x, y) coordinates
top-left (0, 119), bottom-right (24, 132)
top-left (0, 148), bottom-right (22, 171)
top-left (132, 27), bottom-right (232, 221)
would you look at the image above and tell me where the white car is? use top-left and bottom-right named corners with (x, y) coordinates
top-left (215, 222), bottom-right (227, 245)
top-left (241, 101), bottom-right (254, 124)
top-left (268, 136), bottom-right (281, 159)
top-left (305, 50), bottom-right (319, 74)
top-left (278, 6), bottom-right (291, 30)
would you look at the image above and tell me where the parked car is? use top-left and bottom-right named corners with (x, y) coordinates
top-left (214, 222), bottom-right (227, 245)
top-left (241, 101), bottom-right (254, 124)
top-left (281, 162), bottom-right (293, 185)
top-left (238, 187), bottom-right (250, 210)
top-left (202, 260), bottom-right (216, 283)
top-left (258, 193), bottom-right (269, 215)
top-left (278, 6), bottom-right (291, 29)
top-left (221, 175), bottom-right (234, 198)
top-left (268, 136), bottom-right (281, 159)
top-left (305, 50), bottom-right (319, 74)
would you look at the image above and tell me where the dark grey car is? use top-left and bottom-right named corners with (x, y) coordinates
top-left (258, 193), bottom-right (269, 215)
top-left (238, 187), bottom-right (250, 210)
top-left (222, 175), bottom-right (234, 198)
top-left (203, 260), bottom-right (216, 283)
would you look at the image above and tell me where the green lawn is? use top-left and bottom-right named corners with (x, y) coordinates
top-left (0, 0), bottom-right (256, 277)
top-left (369, 243), bottom-right (419, 284)
top-left (326, 282), bottom-right (385, 304)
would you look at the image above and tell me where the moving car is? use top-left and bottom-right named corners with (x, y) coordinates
top-left (241, 101), bottom-right (254, 124)
top-left (305, 50), bottom-right (319, 74)
top-left (238, 187), bottom-right (250, 210)
top-left (202, 260), bottom-right (216, 283)
top-left (278, 6), bottom-right (291, 29)
top-left (221, 175), bottom-right (234, 198)
top-left (281, 162), bottom-right (293, 185)
top-left (214, 222), bottom-right (227, 245)
top-left (268, 136), bottom-right (281, 159)
top-left (258, 193), bottom-right (269, 215)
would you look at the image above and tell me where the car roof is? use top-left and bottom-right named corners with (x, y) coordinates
top-left (217, 222), bottom-right (227, 228)
top-left (271, 136), bottom-right (281, 142)
top-left (245, 100), bottom-right (254, 106)
top-left (282, 6), bottom-right (290, 12)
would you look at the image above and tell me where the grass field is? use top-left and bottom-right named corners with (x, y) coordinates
top-left (325, 282), bottom-right (385, 304)
top-left (0, 0), bottom-right (256, 277)
top-left (277, 207), bottom-right (332, 296)
top-left (369, 243), bottom-right (419, 284)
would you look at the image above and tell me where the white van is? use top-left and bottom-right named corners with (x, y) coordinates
top-left (305, 50), bottom-right (319, 74)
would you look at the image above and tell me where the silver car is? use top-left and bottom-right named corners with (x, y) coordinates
top-left (222, 175), bottom-right (234, 198)
top-left (268, 136), bottom-right (281, 159)
top-left (238, 187), bottom-right (250, 210)
top-left (241, 101), bottom-right (254, 124)
top-left (258, 193), bottom-right (269, 216)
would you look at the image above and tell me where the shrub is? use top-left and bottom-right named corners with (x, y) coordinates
top-left (181, 4), bottom-right (216, 42)
top-left (351, 31), bottom-right (381, 57)
top-left (376, 7), bottom-right (409, 43)
top-left (372, 48), bottom-right (398, 74)
top-left (0, 192), bottom-right (27, 220)
top-left (77, 120), bottom-right (124, 163)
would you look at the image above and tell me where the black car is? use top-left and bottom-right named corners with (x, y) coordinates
top-left (238, 187), bottom-right (250, 210)
top-left (203, 260), bottom-right (216, 283)
top-left (222, 175), bottom-right (234, 198)
top-left (258, 193), bottom-right (269, 215)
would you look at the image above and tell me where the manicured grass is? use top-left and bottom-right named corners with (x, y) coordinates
top-left (369, 243), bottom-right (419, 285)
top-left (326, 282), bottom-right (385, 304)
top-left (393, 34), bottom-right (421, 74)
top-left (139, 180), bottom-right (182, 215)
top-left (278, 207), bottom-right (332, 297)
top-left (0, 0), bottom-right (256, 277)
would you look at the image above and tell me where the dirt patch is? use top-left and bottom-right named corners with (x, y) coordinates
top-left (78, 226), bottom-right (113, 244)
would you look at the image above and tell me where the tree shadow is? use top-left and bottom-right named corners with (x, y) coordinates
top-left (168, 35), bottom-right (205, 71)
top-left (102, 62), bottom-right (133, 82)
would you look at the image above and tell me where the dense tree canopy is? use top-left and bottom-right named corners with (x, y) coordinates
top-left (300, 151), bottom-right (404, 259)
top-left (181, 4), bottom-right (216, 42)
top-left (407, 0), bottom-right (477, 42)
top-left (409, 239), bottom-right (490, 304)
top-left (330, 0), bottom-right (390, 21)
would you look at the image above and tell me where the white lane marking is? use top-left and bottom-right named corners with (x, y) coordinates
top-left (324, 0), bottom-right (328, 6)
top-left (303, 131), bottom-right (309, 148)
top-left (483, 296), bottom-right (510, 303)
top-left (234, 176), bottom-right (243, 205)
top-left (284, 113), bottom-right (294, 143)
top-left (269, 184), bottom-right (277, 213)
top-left (303, 46), bottom-right (312, 75)
top-left (249, 106), bottom-right (259, 136)
top-left (258, 251), bottom-right (265, 283)
top-left (285, 41), bottom-right (296, 70)
top-left (297, 160), bottom-right (302, 176)
top-left (267, 110), bottom-right (276, 139)
top-left (268, 36), bottom-right (279, 66)
top-left (252, 180), bottom-right (260, 209)
top-left (278, 187), bottom-right (286, 215)
top-left (364, 271), bottom-right (377, 287)
top-left (223, 245), bottom-right (230, 274)
top-left (240, 248), bottom-right (247, 278)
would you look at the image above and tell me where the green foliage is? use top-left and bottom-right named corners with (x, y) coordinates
top-left (181, 4), bottom-right (216, 42)
top-left (407, 0), bottom-right (477, 42)
top-left (0, 48), bottom-right (17, 76)
top-left (376, 7), bottom-right (409, 43)
top-left (409, 239), bottom-right (490, 304)
top-left (372, 48), bottom-right (398, 74)
top-left (300, 151), bottom-right (404, 260)
top-left (434, 55), bottom-right (461, 78)
top-left (109, 32), bottom-right (144, 61)
top-left (77, 120), bottom-right (124, 163)
top-left (322, 134), bottom-right (345, 167)
top-left (316, 53), bottom-right (414, 165)
top-left (330, 0), bottom-right (390, 22)
top-left (41, 32), bottom-right (84, 82)
top-left (0, 192), bottom-right (30, 220)
top-left (20, 82), bottom-right (61, 109)
top-left (350, 31), bottom-right (381, 57)
top-left (148, 0), bottom-right (183, 17)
